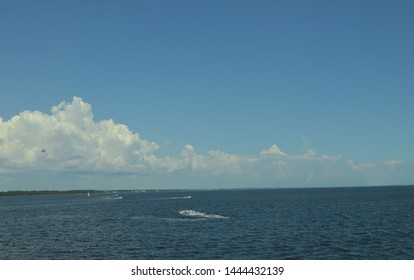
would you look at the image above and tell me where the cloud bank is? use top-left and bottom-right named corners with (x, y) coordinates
top-left (0, 97), bottom-right (405, 190)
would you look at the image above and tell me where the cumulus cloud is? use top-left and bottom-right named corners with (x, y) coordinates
top-left (0, 97), bottom-right (408, 189)
top-left (145, 144), bottom-right (244, 175)
top-left (260, 144), bottom-right (286, 156)
top-left (0, 97), bottom-right (246, 177)
top-left (0, 97), bottom-right (159, 172)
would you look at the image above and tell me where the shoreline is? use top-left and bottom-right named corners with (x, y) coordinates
top-left (0, 189), bottom-right (159, 197)
top-left (1, 185), bottom-right (413, 197)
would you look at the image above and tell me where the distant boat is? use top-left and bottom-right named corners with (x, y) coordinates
top-left (87, 191), bottom-right (90, 197)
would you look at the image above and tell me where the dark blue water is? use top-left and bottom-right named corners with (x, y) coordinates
top-left (1, 186), bottom-right (413, 259)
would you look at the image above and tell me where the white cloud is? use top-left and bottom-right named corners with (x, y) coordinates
top-left (0, 97), bottom-right (158, 172)
top-left (346, 160), bottom-right (377, 171)
top-left (260, 144), bottom-right (286, 156)
top-left (146, 144), bottom-right (243, 175)
top-left (321, 154), bottom-right (341, 161)
top-left (0, 97), bottom-right (409, 190)
top-left (346, 160), bottom-right (401, 172)
top-left (301, 149), bottom-right (317, 159)
top-left (180, 144), bottom-right (208, 170)
top-left (385, 160), bottom-right (401, 169)
top-left (346, 160), bottom-right (402, 172)
top-left (0, 96), bottom-right (248, 179)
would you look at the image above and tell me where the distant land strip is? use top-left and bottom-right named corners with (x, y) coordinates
top-left (1, 185), bottom-right (413, 197)
top-left (0, 189), bottom-right (160, 197)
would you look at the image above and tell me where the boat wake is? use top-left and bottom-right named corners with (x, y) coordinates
top-left (158, 196), bottom-right (191, 200)
top-left (178, 210), bottom-right (228, 219)
top-left (103, 195), bottom-right (123, 200)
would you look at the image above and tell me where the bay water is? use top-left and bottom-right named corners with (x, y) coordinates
top-left (1, 186), bottom-right (413, 259)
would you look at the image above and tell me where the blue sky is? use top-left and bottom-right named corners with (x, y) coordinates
top-left (1, 0), bottom-right (413, 190)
